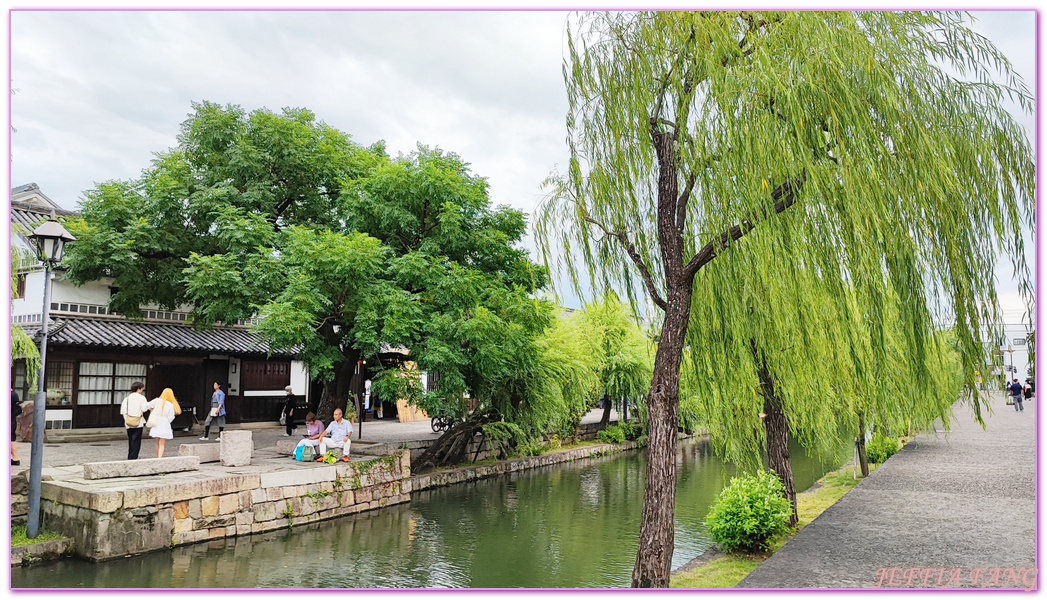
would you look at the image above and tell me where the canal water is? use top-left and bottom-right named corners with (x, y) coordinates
top-left (12, 438), bottom-right (850, 588)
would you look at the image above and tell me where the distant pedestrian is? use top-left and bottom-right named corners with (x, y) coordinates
top-left (281, 386), bottom-right (297, 436)
top-left (11, 387), bottom-right (21, 466)
top-left (1009, 378), bottom-right (1024, 412)
top-left (200, 381), bottom-right (226, 441)
top-left (120, 382), bottom-right (149, 459)
top-left (146, 388), bottom-right (181, 458)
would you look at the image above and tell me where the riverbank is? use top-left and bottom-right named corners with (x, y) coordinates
top-left (671, 461), bottom-right (880, 588)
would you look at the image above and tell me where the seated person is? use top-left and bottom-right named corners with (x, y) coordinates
top-left (295, 412), bottom-right (325, 457)
top-left (318, 408), bottom-right (353, 462)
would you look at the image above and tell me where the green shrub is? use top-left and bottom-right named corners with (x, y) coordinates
top-left (705, 470), bottom-right (792, 553)
top-left (866, 433), bottom-right (900, 463)
top-left (620, 421), bottom-right (643, 441)
top-left (597, 425), bottom-right (626, 444)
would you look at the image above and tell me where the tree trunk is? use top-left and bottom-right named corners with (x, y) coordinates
top-left (599, 395), bottom-right (611, 429)
top-left (316, 350), bottom-right (358, 423)
top-left (631, 287), bottom-right (690, 588)
top-left (856, 410), bottom-right (869, 477)
top-left (760, 368), bottom-right (798, 528)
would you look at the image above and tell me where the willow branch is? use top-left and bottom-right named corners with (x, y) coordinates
top-left (581, 214), bottom-right (667, 310)
top-left (683, 170), bottom-right (807, 279)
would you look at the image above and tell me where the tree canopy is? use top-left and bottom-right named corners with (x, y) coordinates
top-left (536, 11), bottom-right (1033, 587)
top-left (64, 102), bottom-right (548, 421)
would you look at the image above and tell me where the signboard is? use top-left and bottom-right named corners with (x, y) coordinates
top-left (1013, 338), bottom-right (1027, 346)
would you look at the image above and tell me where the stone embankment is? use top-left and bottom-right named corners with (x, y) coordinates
top-left (36, 450), bottom-right (411, 561)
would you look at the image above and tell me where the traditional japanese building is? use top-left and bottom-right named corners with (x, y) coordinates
top-left (11, 183), bottom-right (309, 429)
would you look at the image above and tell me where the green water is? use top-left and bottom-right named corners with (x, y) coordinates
top-left (12, 438), bottom-right (850, 588)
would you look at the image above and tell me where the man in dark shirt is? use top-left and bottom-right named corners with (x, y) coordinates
top-left (1009, 378), bottom-right (1024, 412)
top-left (282, 386), bottom-right (298, 436)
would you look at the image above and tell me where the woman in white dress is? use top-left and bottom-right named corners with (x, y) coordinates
top-left (146, 388), bottom-right (181, 458)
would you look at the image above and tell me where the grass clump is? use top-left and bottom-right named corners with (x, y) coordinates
top-left (11, 525), bottom-right (64, 547)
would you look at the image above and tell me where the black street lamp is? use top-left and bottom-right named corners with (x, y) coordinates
top-left (26, 214), bottom-right (75, 539)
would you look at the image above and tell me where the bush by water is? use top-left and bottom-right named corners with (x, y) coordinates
top-left (866, 433), bottom-right (901, 463)
top-left (704, 470), bottom-right (792, 553)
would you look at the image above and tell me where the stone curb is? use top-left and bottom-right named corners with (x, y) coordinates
top-left (11, 537), bottom-right (74, 567)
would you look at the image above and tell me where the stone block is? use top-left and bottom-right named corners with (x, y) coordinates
top-left (196, 515), bottom-right (235, 529)
top-left (188, 498), bottom-right (202, 519)
top-left (177, 443), bottom-right (222, 463)
top-left (253, 502), bottom-right (278, 522)
top-left (225, 526), bottom-right (236, 537)
top-left (209, 527), bottom-right (226, 539)
top-left (193, 529), bottom-right (209, 542)
top-left (220, 431), bottom-right (253, 467)
top-left (174, 518), bottom-right (193, 534)
top-left (172, 532), bottom-right (195, 546)
top-left (259, 466), bottom-right (336, 489)
top-left (124, 475), bottom-right (261, 507)
top-left (201, 495), bottom-right (219, 517)
top-left (401, 479), bottom-right (413, 494)
top-left (266, 487), bottom-right (284, 502)
top-left (83, 456), bottom-right (200, 480)
top-left (238, 490), bottom-right (252, 511)
top-left (275, 440), bottom-right (297, 455)
top-left (173, 501), bottom-right (189, 520)
top-left (237, 525), bottom-right (251, 536)
top-left (218, 493), bottom-right (238, 515)
top-left (235, 512), bottom-right (254, 526)
top-left (250, 489), bottom-right (267, 504)
top-left (355, 487), bottom-right (372, 504)
top-left (41, 481), bottom-right (123, 513)
top-left (11, 475), bottom-right (28, 495)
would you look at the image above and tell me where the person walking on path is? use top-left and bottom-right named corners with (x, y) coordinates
top-left (119, 382), bottom-right (149, 459)
top-left (281, 386), bottom-right (297, 436)
top-left (146, 388), bottom-right (181, 458)
top-left (200, 381), bottom-right (227, 441)
top-left (1009, 378), bottom-right (1025, 412)
top-left (11, 388), bottom-right (21, 466)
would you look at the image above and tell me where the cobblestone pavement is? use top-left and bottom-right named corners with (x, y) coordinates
top-left (739, 392), bottom-right (1035, 589)
top-left (12, 407), bottom-right (619, 471)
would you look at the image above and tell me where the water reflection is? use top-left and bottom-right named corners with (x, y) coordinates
top-left (13, 437), bottom-right (848, 588)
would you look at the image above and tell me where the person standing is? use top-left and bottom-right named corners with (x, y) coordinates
top-left (200, 381), bottom-right (227, 441)
top-left (11, 387), bottom-right (22, 466)
top-left (119, 382), bottom-right (149, 459)
top-left (146, 388), bottom-right (181, 458)
top-left (281, 386), bottom-right (297, 436)
top-left (1009, 378), bottom-right (1025, 412)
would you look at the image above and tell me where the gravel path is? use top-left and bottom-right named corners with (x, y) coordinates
top-left (739, 392), bottom-right (1035, 589)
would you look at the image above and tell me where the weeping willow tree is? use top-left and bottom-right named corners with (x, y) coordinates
top-left (683, 249), bottom-right (966, 526)
top-left (536, 11), bottom-right (1033, 587)
top-left (579, 293), bottom-right (655, 429)
top-left (11, 236), bottom-right (40, 394)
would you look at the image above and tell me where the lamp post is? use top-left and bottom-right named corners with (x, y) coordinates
top-left (26, 214), bottom-right (75, 539)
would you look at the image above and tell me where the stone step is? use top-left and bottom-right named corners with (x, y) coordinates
top-left (82, 456), bottom-right (201, 480)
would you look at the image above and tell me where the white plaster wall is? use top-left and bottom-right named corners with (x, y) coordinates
top-left (290, 361), bottom-right (309, 400)
top-left (50, 277), bottom-right (112, 305)
top-left (11, 270), bottom-right (47, 317)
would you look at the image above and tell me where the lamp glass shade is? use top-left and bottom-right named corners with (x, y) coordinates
top-left (30, 219), bottom-right (76, 265)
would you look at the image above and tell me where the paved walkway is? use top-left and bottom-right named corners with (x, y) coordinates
top-left (13, 407), bottom-right (619, 472)
top-left (739, 392), bottom-right (1035, 589)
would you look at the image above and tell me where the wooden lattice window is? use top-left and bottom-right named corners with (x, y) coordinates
top-left (241, 360), bottom-right (291, 391)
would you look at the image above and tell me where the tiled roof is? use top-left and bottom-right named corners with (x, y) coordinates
top-left (24, 317), bottom-right (297, 357)
top-left (11, 202), bottom-right (76, 233)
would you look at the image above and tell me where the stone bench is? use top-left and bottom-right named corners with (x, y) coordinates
top-left (177, 443), bottom-right (222, 463)
top-left (275, 440), bottom-right (297, 455)
top-left (220, 431), bottom-right (252, 467)
top-left (82, 456), bottom-right (200, 480)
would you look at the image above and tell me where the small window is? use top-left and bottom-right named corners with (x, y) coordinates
top-left (14, 274), bottom-right (26, 299)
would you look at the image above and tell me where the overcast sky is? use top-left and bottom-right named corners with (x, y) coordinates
top-left (7, 9), bottom-right (1037, 321)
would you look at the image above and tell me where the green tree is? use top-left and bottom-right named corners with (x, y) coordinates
top-left (64, 102), bottom-right (548, 423)
top-left (11, 241), bottom-right (39, 394)
top-left (537, 12), bottom-right (1032, 587)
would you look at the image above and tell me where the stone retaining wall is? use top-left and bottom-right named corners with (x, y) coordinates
top-left (39, 450), bottom-right (411, 561)
top-left (11, 475), bottom-right (28, 523)
top-left (410, 439), bottom-right (644, 492)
